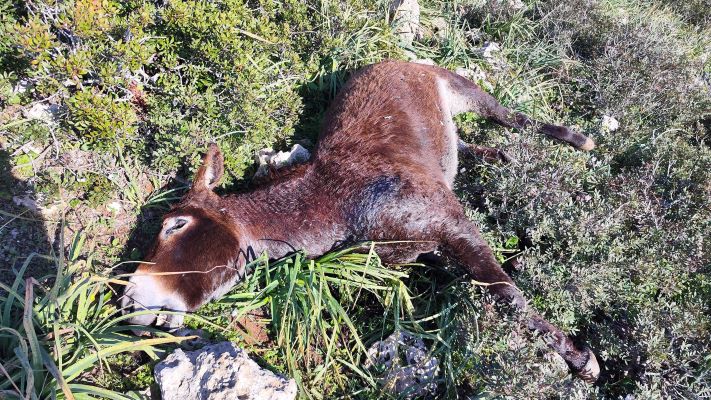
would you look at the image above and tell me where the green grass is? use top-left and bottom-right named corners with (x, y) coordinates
top-left (1, 0), bottom-right (710, 398)
top-left (0, 230), bottom-right (191, 399)
top-left (183, 243), bottom-right (480, 398)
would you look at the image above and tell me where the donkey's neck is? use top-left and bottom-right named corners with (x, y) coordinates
top-left (223, 162), bottom-right (348, 261)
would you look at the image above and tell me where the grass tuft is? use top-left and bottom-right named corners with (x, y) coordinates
top-left (0, 230), bottom-right (188, 399)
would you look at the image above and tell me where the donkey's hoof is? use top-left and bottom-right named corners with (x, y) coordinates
top-left (577, 349), bottom-right (600, 383)
top-left (496, 149), bottom-right (514, 163)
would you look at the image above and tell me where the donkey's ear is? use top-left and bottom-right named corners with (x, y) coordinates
top-left (193, 143), bottom-right (224, 191)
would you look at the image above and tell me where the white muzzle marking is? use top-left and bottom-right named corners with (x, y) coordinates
top-left (121, 273), bottom-right (188, 332)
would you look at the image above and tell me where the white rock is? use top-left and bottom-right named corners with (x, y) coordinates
top-left (601, 115), bottom-right (620, 132)
top-left (478, 42), bottom-right (509, 72)
top-left (270, 144), bottom-right (310, 168)
top-left (365, 331), bottom-right (439, 399)
top-left (389, 0), bottom-right (422, 45)
top-left (254, 144), bottom-right (311, 178)
top-left (455, 66), bottom-right (487, 83)
top-left (482, 42), bottom-right (501, 60)
top-left (23, 103), bottom-right (60, 125)
top-left (257, 148), bottom-right (276, 166)
top-left (154, 342), bottom-right (297, 400)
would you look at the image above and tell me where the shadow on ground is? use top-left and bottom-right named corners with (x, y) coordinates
top-left (0, 148), bottom-right (53, 288)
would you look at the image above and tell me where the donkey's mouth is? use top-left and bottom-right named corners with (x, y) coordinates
top-left (130, 312), bottom-right (166, 337)
top-left (121, 299), bottom-right (176, 333)
top-left (121, 296), bottom-right (189, 336)
top-left (127, 310), bottom-right (187, 336)
top-left (120, 273), bottom-right (189, 335)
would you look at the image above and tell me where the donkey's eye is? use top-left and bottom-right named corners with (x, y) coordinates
top-left (163, 217), bottom-right (190, 237)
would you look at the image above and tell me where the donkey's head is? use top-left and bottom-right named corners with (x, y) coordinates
top-left (122, 144), bottom-right (245, 329)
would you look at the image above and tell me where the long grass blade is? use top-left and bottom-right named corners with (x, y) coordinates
top-left (62, 335), bottom-right (196, 381)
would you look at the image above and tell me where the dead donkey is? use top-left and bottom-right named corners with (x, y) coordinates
top-left (121, 60), bottom-right (599, 382)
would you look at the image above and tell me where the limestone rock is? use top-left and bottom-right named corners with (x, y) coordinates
top-left (365, 331), bottom-right (439, 399)
top-left (479, 42), bottom-right (509, 72)
top-left (455, 66), bottom-right (488, 84)
top-left (23, 103), bottom-right (60, 125)
top-left (481, 42), bottom-right (501, 60)
top-left (390, 0), bottom-right (422, 45)
top-left (254, 144), bottom-right (310, 178)
top-left (601, 115), bottom-right (620, 132)
top-left (154, 341), bottom-right (297, 400)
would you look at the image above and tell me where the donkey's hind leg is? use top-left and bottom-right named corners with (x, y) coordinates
top-left (438, 69), bottom-right (595, 151)
top-left (457, 139), bottom-right (512, 163)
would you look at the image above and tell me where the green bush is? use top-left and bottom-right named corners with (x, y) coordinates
top-left (2, 0), bottom-right (401, 181)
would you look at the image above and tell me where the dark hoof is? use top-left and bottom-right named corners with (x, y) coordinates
top-left (576, 348), bottom-right (600, 383)
top-left (478, 147), bottom-right (513, 163)
top-left (496, 149), bottom-right (513, 163)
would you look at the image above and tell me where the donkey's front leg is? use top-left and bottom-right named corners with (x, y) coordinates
top-left (439, 214), bottom-right (600, 382)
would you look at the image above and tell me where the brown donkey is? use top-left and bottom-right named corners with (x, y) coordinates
top-left (121, 60), bottom-right (599, 382)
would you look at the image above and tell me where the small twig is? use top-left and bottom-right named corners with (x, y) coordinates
top-left (50, 127), bottom-right (60, 159)
top-left (235, 28), bottom-right (274, 44)
top-left (116, 262), bottom-right (244, 279)
top-left (0, 208), bottom-right (29, 232)
top-left (11, 145), bottom-right (52, 171)
top-left (138, 35), bottom-right (166, 44)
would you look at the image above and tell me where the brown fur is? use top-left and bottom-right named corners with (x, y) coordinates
top-left (123, 60), bottom-right (599, 381)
